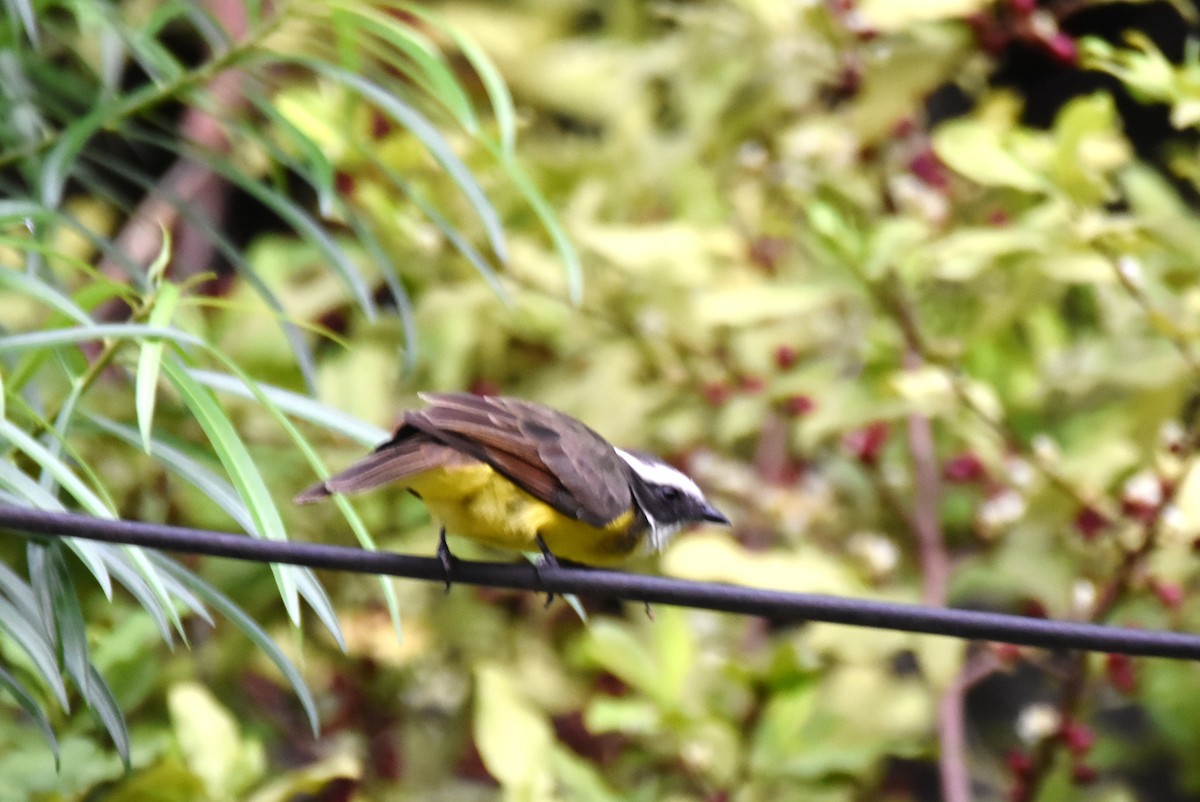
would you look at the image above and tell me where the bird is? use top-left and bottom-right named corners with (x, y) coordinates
top-left (294, 393), bottom-right (729, 573)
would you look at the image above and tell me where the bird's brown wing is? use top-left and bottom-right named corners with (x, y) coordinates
top-left (409, 393), bottom-right (632, 527)
top-left (293, 435), bottom-right (470, 503)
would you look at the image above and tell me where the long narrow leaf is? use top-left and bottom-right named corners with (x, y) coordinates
top-left (32, 544), bottom-right (92, 698)
top-left (173, 365), bottom-right (386, 644)
top-left (83, 665), bottom-right (130, 768)
top-left (92, 413), bottom-right (343, 645)
top-left (152, 555), bottom-right (320, 737)
top-left (0, 465), bottom-right (113, 599)
top-left (0, 270), bottom-right (95, 326)
top-left (491, 145), bottom-right (583, 303)
top-left (0, 561), bottom-right (42, 629)
top-left (392, 1), bottom-right (516, 151)
top-left (0, 418), bottom-right (113, 518)
top-left (170, 358), bottom-right (348, 646)
top-left (76, 144), bottom-right (320, 392)
top-left (362, 150), bottom-right (508, 304)
top-left (340, 211), bottom-right (419, 369)
top-left (98, 552), bottom-right (176, 644)
top-left (0, 596), bottom-right (67, 708)
top-left (160, 356), bottom-right (301, 623)
top-left (136, 283), bottom-right (181, 452)
top-left (188, 369), bottom-right (388, 445)
top-left (164, 139), bottom-right (378, 320)
top-left (332, 4), bottom-right (479, 134)
top-left (0, 663), bottom-right (58, 764)
top-left (289, 58), bottom-right (509, 264)
top-left (0, 324), bottom-right (204, 353)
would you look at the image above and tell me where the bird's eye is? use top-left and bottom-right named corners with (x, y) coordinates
top-left (659, 486), bottom-right (683, 501)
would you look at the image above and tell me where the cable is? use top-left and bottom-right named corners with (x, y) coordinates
top-left (2, 503), bottom-right (1198, 659)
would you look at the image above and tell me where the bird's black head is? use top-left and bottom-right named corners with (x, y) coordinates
top-left (616, 448), bottom-right (729, 550)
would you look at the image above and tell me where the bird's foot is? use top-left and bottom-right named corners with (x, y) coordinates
top-left (437, 528), bottom-right (456, 594)
top-left (534, 535), bottom-right (559, 608)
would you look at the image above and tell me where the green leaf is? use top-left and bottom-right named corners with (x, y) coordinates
top-left (584, 696), bottom-right (661, 735)
top-left (931, 119), bottom-right (1046, 191)
top-left (152, 556), bottom-right (320, 737)
top-left (98, 551), bottom-right (181, 643)
top-left (0, 269), bottom-right (95, 326)
top-left (82, 665), bottom-right (130, 768)
top-left (0, 418), bottom-right (112, 517)
top-left (0, 465), bottom-right (113, 600)
top-left (168, 682), bottom-right (265, 798)
top-left (492, 145), bottom-right (583, 303)
top-left (145, 224), bottom-right (172, 286)
top-left (335, 5), bottom-right (480, 135)
top-left (360, 150), bottom-right (508, 309)
top-left (30, 544), bottom-right (93, 699)
top-left (136, 283), bottom-right (181, 452)
top-left (0, 324), bottom-right (204, 354)
top-left (473, 664), bottom-right (555, 800)
top-left (291, 58), bottom-right (509, 265)
top-left (160, 356), bottom-right (301, 623)
top-left (749, 683), bottom-right (820, 776)
top-left (0, 595), bottom-right (68, 708)
top-left (0, 663), bottom-right (58, 764)
top-left (578, 621), bottom-right (660, 701)
top-left (187, 369), bottom-right (388, 445)
top-left (174, 361), bottom-right (351, 646)
top-left (391, 1), bottom-right (515, 149)
top-left (548, 745), bottom-right (624, 802)
top-left (5, 403), bottom-right (180, 634)
top-left (858, 0), bottom-right (989, 30)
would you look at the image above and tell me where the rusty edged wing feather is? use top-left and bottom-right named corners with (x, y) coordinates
top-left (295, 393), bottom-right (634, 527)
top-left (293, 437), bottom-right (469, 503)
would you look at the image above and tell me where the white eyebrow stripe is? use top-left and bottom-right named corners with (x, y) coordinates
top-left (614, 448), bottom-right (704, 499)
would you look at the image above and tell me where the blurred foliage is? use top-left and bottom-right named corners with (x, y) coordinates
top-left (6, 0), bottom-right (1200, 800)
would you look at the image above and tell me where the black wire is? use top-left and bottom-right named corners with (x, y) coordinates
top-left (2, 503), bottom-right (1198, 659)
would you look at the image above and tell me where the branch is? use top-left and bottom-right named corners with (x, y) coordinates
top-left (4, 505), bottom-right (1200, 659)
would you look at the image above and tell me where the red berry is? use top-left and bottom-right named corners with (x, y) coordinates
top-left (335, 172), bottom-right (356, 195)
top-left (831, 65), bottom-right (862, 98)
top-left (1006, 749), bottom-right (1032, 778)
top-left (891, 117), bottom-right (916, 139)
top-left (1150, 580), bottom-right (1184, 610)
top-left (1045, 33), bottom-right (1078, 65)
top-left (1060, 722), bottom-right (1094, 756)
top-left (739, 375), bottom-right (766, 394)
top-left (1007, 0), bottom-right (1037, 15)
top-left (1073, 506), bottom-right (1109, 540)
top-left (1018, 599), bottom-right (1047, 619)
top-left (784, 395), bottom-right (816, 417)
top-left (703, 382), bottom-right (732, 407)
top-left (371, 110), bottom-right (392, 139)
top-left (908, 150), bottom-right (948, 189)
top-left (1120, 498), bottom-right (1157, 525)
top-left (967, 13), bottom-right (1009, 55)
top-left (774, 345), bottom-right (799, 370)
top-left (943, 452), bottom-right (988, 483)
top-left (1072, 763), bottom-right (1098, 785)
top-left (843, 422), bottom-right (890, 467)
top-left (748, 237), bottom-right (789, 271)
top-left (993, 642), bottom-right (1023, 665)
top-left (1105, 653), bottom-right (1136, 694)
top-left (468, 379), bottom-right (501, 397)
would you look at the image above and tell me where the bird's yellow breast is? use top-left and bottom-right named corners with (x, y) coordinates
top-left (404, 463), bottom-right (642, 565)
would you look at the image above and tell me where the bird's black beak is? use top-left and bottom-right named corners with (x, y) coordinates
top-left (699, 502), bottom-right (730, 526)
